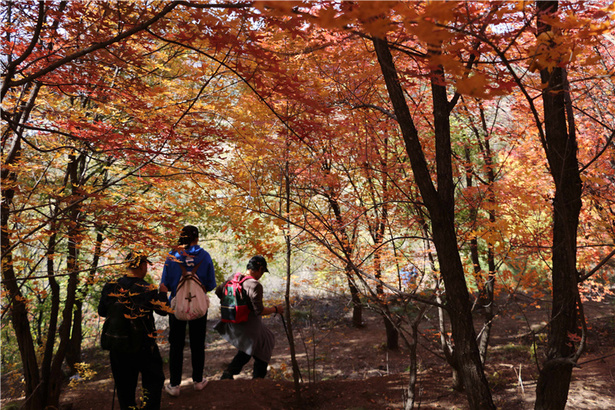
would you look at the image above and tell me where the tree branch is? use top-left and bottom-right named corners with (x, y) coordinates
top-left (5, 2), bottom-right (180, 90)
top-left (578, 247), bottom-right (615, 283)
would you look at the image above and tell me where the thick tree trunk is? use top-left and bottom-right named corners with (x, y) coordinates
top-left (373, 36), bottom-right (495, 410)
top-left (432, 210), bottom-right (492, 402)
top-left (534, 3), bottom-right (583, 409)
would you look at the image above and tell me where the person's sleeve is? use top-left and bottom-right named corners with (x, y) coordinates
top-left (199, 253), bottom-right (216, 292)
top-left (160, 257), bottom-right (170, 287)
top-left (215, 278), bottom-right (227, 300)
top-left (215, 278), bottom-right (231, 300)
top-left (161, 256), bottom-right (179, 300)
top-left (97, 283), bottom-right (113, 317)
top-left (246, 280), bottom-right (264, 316)
top-left (151, 289), bottom-right (170, 316)
top-left (136, 283), bottom-right (170, 317)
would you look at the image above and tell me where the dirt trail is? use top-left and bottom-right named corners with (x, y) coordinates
top-left (2, 296), bottom-right (614, 409)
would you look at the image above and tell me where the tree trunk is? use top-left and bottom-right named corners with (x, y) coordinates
top-left (405, 308), bottom-right (425, 410)
top-left (1, 233), bottom-right (43, 409)
top-left (373, 36), bottom-right (495, 410)
top-left (283, 152), bottom-right (302, 398)
top-left (374, 228), bottom-right (399, 349)
top-left (43, 154), bottom-right (85, 408)
top-left (463, 105), bottom-right (498, 364)
top-left (40, 229), bottom-right (61, 410)
top-left (534, 2), bottom-right (584, 409)
top-left (66, 229), bottom-right (105, 373)
top-left (65, 300), bottom-right (83, 374)
top-left (383, 315), bottom-right (399, 350)
top-left (348, 275), bottom-right (364, 327)
top-left (2, 84), bottom-right (46, 409)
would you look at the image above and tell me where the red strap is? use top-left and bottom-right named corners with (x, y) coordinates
top-left (224, 273), bottom-right (254, 295)
top-left (236, 274), bottom-right (255, 286)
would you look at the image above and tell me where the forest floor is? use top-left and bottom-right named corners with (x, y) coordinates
top-left (2, 292), bottom-right (615, 409)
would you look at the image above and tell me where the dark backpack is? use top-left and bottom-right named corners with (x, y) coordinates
top-left (220, 273), bottom-right (252, 323)
top-left (100, 284), bottom-right (144, 353)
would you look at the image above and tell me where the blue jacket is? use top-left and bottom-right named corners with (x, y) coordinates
top-left (160, 245), bottom-right (216, 301)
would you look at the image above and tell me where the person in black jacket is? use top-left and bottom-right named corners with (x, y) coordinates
top-left (98, 252), bottom-right (170, 410)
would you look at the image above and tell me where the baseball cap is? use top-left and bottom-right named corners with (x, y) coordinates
top-left (247, 255), bottom-right (269, 272)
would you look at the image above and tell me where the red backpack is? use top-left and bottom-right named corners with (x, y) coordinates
top-left (220, 273), bottom-right (253, 323)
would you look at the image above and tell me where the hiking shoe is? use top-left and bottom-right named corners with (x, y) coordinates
top-left (220, 371), bottom-right (233, 380)
top-left (165, 383), bottom-right (180, 397)
top-left (194, 379), bottom-right (209, 391)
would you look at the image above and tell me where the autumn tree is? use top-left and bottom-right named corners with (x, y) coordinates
top-left (3, 2), bottom-right (614, 410)
top-left (529, 2), bottom-right (613, 408)
top-left (1, 2), bottom-right (246, 407)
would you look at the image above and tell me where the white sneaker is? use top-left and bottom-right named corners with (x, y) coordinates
top-left (194, 379), bottom-right (209, 391)
top-left (165, 383), bottom-right (180, 397)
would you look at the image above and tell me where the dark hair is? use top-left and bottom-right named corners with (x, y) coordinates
top-left (247, 255), bottom-right (269, 272)
top-left (178, 225), bottom-right (199, 247)
top-left (125, 252), bottom-right (150, 269)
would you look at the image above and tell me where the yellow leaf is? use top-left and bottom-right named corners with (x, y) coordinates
top-left (455, 73), bottom-right (490, 98)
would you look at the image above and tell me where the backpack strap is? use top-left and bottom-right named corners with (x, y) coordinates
top-left (176, 261), bottom-right (206, 294)
top-left (179, 261), bottom-right (202, 277)
top-left (240, 274), bottom-right (254, 283)
top-left (224, 273), bottom-right (253, 296)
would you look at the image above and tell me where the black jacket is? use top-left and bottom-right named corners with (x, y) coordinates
top-left (98, 275), bottom-right (169, 339)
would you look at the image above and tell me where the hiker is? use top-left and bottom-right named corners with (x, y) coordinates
top-left (401, 266), bottom-right (418, 288)
top-left (98, 252), bottom-right (169, 410)
top-left (214, 255), bottom-right (284, 379)
top-left (160, 225), bottom-right (216, 396)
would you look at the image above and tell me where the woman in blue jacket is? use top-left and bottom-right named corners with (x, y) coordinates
top-left (160, 225), bottom-right (216, 397)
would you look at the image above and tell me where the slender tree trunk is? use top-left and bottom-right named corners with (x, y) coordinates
top-left (374, 235), bottom-right (399, 349)
top-left (66, 229), bottom-right (105, 372)
top-left (478, 133), bottom-right (497, 364)
top-left (282, 151), bottom-right (302, 398)
top-left (40, 229), bottom-right (60, 409)
top-left (325, 189), bottom-right (363, 327)
top-left (284, 233), bottom-right (302, 398)
top-left (405, 307), bottom-right (426, 410)
top-left (534, 2), bottom-right (584, 409)
top-left (2, 210), bottom-right (43, 410)
top-left (2, 84), bottom-right (46, 410)
top-left (65, 301), bottom-right (83, 374)
top-left (44, 154), bottom-right (84, 407)
top-left (463, 104), bottom-right (498, 364)
top-left (365, 139), bottom-right (399, 349)
top-left (348, 274), bottom-right (364, 327)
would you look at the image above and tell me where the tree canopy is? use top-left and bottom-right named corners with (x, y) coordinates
top-left (2, 1), bottom-right (614, 409)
